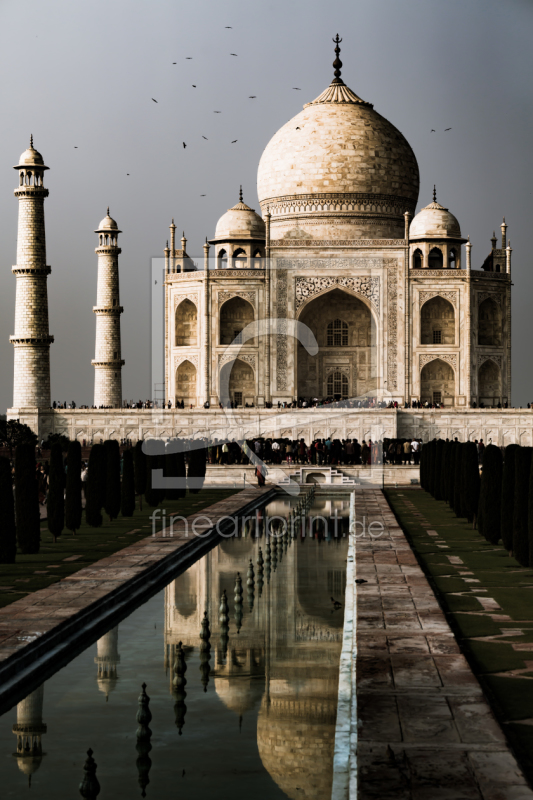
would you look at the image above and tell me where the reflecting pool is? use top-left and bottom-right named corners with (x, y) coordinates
top-left (0, 496), bottom-right (350, 799)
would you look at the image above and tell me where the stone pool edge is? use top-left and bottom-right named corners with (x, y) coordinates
top-left (0, 487), bottom-right (276, 716)
top-left (331, 495), bottom-right (357, 800)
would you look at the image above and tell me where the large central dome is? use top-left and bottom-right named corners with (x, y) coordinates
top-left (257, 43), bottom-right (419, 240)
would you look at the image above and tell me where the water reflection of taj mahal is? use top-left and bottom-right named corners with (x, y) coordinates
top-left (164, 498), bottom-right (350, 799)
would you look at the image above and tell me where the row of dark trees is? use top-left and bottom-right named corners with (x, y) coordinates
top-left (421, 440), bottom-right (533, 567)
top-left (0, 438), bottom-right (207, 562)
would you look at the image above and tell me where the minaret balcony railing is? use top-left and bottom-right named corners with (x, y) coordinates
top-left (92, 306), bottom-right (124, 314)
top-left (91, 358), bottom-right (125, 367)
top-left (95, 246), bottom-right (122, 255)
top-left (10, 335), bottom-right (54, 345)
top-left (14, 186), bottom-right (49, 199)
top-left (12, 265), bottom-right (52, 275)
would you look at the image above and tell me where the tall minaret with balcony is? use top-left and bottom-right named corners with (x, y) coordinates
top-left (92, 209), bottom-right (124, 407)
top-left (10, 136), bottom-right (54, 408)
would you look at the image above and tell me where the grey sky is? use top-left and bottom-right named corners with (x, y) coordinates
top-left (1, 0), bottom-right (532, 412)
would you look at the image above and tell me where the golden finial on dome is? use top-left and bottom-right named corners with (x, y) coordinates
top-left (30, 134), bottom-right (34, 148)
top-left (332, 34), bottom-right (343, 84)
top-left (239, 185), bottom-right (243, 203)
top-left (433, 185), bottom-right (437, 203)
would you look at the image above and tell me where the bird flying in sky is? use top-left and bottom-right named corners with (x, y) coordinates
top-left (445, 127), bottom-right (452, 131)
top-left (200, 194), bottom-right (206, 196)
top-left (249, 96), bottom-right (256, 98)
top-left (152, 98), bottom-right (158, 103)
top-left (183, 142), bottom-right (187, 148)
top-left (202, 136), bottom-right (208, 140)
top-left (225, 26), bottom-right (232, 28)
top-left (431, 129), bottom-right (435, 132)
top-left (186, 57), bottom-right (192, 59)
top-left (214, 110), bottom-right (221, 113)
top-left (192, 85), bottom-right (196, 88)
top-left (172, 62), bottom-right (176, 64)
top-left (230, 53), bottom-right (238, 56)
top-left (293, 87), bottom-right (301, 90)
top-left (74, 146), bottom-right (78, 148)
top-left (231, 140), bottom-right (238, 143)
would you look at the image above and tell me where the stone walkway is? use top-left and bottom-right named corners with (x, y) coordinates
top-left (0, 487), bottom-right (273, 713)
top-left (355, 489), bottom-right (533, 800)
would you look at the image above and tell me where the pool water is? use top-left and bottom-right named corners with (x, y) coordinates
top-left (0, 496), bottom-right (350, 799)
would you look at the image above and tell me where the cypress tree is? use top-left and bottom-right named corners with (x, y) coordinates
top-left (145, 440), bottom-right (164, 508)
top-left (434, 440), bottom-right (444, 500)
top-left (104, 440), bottom-right (121, 521)
top-left (501, 444), bottom-right (519, 552)
top-left (0, 457), bottom-right (16, 563)
top-left (527, 448), bottom-right (533, 567)
top-left (478, 444), bottom-right (503, 544)
top-left (133, 441), bottom-right (147, 511)
top-left (65, 441), bottom-right (82, 535)
top-left (461, 441), bottom-right (481, 525)
top-left (513, 446), bottom-right (532, 567)
top-left (440, 441), bottom-right (450, 503)
top-left (453, 442), bottom-right (464, 518)
top-left (121, 449), bottom-right (135, 517)
top-left (165, 440), bottom-right (186, 501)
top-left (447, 441), bottom-right (457, 509)
top-left (427, 440), bottom-right (436, 496)
top-left (188, 440), bottom-right (207, 494)
top-left (15, 444), bottom-right (40, 554)
top-left (419, 442), bottom-right (426, 490)
top-left (47, 442), bottom-right (65, 543)
top-left (85, 444), bottom-right (106, 527)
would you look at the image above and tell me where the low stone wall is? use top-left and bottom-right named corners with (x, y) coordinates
top-left (7, 406), bottom-right (533, 447)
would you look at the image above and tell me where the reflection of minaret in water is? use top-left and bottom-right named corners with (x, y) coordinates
top-left (95, 626), bottom-right (121, 701)
top-left (12, 683), bottom-right (47, 787)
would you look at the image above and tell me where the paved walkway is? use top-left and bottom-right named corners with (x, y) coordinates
top-left (0, 487), bottom-right (272, 711)
top-left (355, 489), bottom-right (533, 800)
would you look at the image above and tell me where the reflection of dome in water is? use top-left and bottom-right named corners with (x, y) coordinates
top-left (214, 676), bottom-right (265, 716)
top-left (257, 695), bottom-right (336, 800)
top-left (173, 568), bottom-right (197, 618)
top-left (95, 627), bottom-right (120, 700)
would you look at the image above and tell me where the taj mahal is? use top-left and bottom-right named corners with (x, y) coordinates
top-left (8, 40), bottom-right (532, 448)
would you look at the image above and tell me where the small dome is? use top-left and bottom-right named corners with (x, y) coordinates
top-left (214, 676), bottom-right (264, 715)
top-left (96, 208), bottom-right (120, 232)
top-left (15, 136), bottom-right (48, 170)
top-left (213, 191), bottom-right (265, 241)
top-left (410, 195), bottom-right (461, 239)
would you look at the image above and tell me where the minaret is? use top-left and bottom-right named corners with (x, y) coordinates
top-left (12, 683), bottom-right (47, 786)
top-left (95, 626), bottom-right (121, 701)
top-left (92, 209), bottom-right (124, 408)
top-left (10, 136), bottom-right (54, 408)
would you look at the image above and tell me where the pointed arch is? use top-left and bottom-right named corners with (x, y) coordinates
top-left (219, 358), bottom-right (255, 406)
top-left (420, 358), bottom-right (455, 405)
top-left (175, 359), bottom-right (197, 406)
top-left (421, 296), bottom-right (455, 344)
top-left (175, 298), bottom-right (198, 346)
top-left (478, 359), bottom-right (501, 406)
top-left (219, 296), bottom-right (255, 345)
top-left (428, 247), bottom-right (443, 269)
top-left (478, 298), bottom-right (502, 345)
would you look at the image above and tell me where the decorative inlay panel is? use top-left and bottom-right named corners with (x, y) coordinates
top-left (218, 291), bottom-right (256, 308)
top-left (276, 270), bottom-right (288, 391)
top-left (478, 291), bottom-right (503, 307)
top-left (218, 353), bottom-right (256, 370)
top-left (387, 271), bottom-right (398, 392)
top-left (295, 276), bottom-right (380, 313)
top-left (173, 354), bottom-right (199, 370)
top-left (478, 354), bottom-right (502, 368)
top-left (272, 239), bottom-right (406, 247)
top-left (278, 257), bottom-right (386, 271)
top-left (419, 290), bottom-right (458, 307)
top-left (174, 293), bottom-right (198, 309)
top-left (419, 354), bottom-right (458, 371)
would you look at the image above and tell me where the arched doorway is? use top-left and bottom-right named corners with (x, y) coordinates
top-left (412, 248), bottom-right (422, 269)
top-left (478, 360), bottom-right (501, 406)
top-left (478, 298), bottom-right (502, 345)
top-left (297, 288), bottom-right (377, 400)
top-left (428, 247), bottom-right (443, 269)
top-left (421, 297), bottom-right (455, 344)
top-left (175, 299), bottom-right (198, 346)
top-left (220, 297), bottom-right (255, 345)
top-left (176, 360), bottom-right (197, 406)
top-left (420, 358), bottom-right (455, 405)
top-left (220, 358), bottom-right (255, 406)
